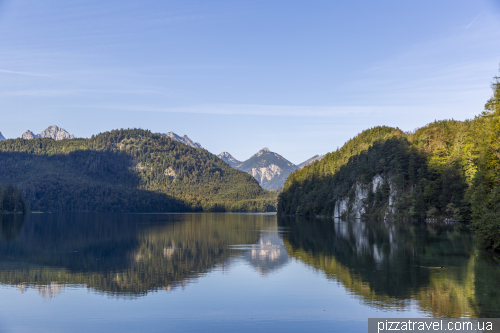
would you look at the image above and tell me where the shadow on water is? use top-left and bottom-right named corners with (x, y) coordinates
top-left (278, 216), bottom-right (500, 318)
top-left (0, 212), bottom-right (276, 297)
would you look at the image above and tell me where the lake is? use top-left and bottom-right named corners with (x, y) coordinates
top-left (0, 213), bottom-right (499, 332)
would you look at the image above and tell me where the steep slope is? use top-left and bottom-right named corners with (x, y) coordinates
top-left (160, 132), bottom-right (203, 149)
top-left (237, 148), bottom-right (299, 190)
top-left (217, 152), bottom-right (242, 168)
top-left (0, 132), bottom-right (5, 141)
top-left (0, 129), bottom-right (276, 212)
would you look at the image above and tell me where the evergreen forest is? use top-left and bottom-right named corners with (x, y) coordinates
top-left (0, 129), bottom-right (276, 213)
top-left (0, 184), bottom-right (27, 213)
top-left (278, 71), bottom-right (500, 250)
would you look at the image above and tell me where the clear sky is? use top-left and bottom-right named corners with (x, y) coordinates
top-left (1, 0), bottom-right (500, 164)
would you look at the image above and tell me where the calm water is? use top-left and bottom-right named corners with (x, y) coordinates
top-left (0, 213), bottom-right (499, 333)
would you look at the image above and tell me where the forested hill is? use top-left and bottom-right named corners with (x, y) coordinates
top-left (279, 72), bottom-right (500, 250)
top-left (0, 129), bottom-right (276, 212)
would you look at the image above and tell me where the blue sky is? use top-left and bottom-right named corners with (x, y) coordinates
top-left (1, 0), bottom-right (500, 163)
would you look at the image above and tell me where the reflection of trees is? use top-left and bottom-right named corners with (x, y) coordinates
top-left (0, 213), bottom-right (274, 297)
top-left (0, 214), bottom-right (27, 242)
top-left (279, 216), bottom-right (500, 317)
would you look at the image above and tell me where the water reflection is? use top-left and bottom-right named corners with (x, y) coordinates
top-left (279, 217), bottom-right (500, 318)
top-left (0, 213), bottom-right (499, 318)
top-left (239, 227), bottom-right (289, 275)
top-left (0, 213), bottom-right (276, 297)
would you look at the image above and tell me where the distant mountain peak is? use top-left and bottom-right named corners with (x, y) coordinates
top-left (21, 126), bottom-right (74, 140)
top-left (160, 132), bottom-right (203, 149)
top-left (21, 130), bottom-right (41, 140)
top-left (297, 154), bottom-right (325, 169)
top-left (255, 148), bottom-right (270, 156)
top-left (39, 125), bottom-right (75, 140)
top-left (217, 152), bottom-right (242, 168)
top-left (0, 132), bottom-right (5, 141)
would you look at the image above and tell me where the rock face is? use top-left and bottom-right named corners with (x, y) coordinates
top-left (333, 174), bottom-right (397, 219)
top-left (217, 152), bottom-right (242, 168)
top-left (0, 132), bottom-right (5, 141)
top-left (21, 126), bottom-right (74, 140)
top-left (297, 154), bottom-right (325, 169)
top-left (160, 132), bottom-right (203, 149)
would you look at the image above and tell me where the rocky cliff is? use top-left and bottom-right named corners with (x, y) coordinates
top-left (333, 174), bottom-right (398, 219)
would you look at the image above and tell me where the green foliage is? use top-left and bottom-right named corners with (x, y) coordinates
top-left (468, 72), bottom-right (500, 250)
top-left (279, 69), bottom-right (500, 250)
top-left (0, 129), bottom-right (276, 212)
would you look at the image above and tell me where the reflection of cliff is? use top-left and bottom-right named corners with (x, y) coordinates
top-left (0, 213), bottom-right (275, 297)
top-left (240, 228), bottom-right (289, 275)
top-left (279, 217), bottom-right (500, 318)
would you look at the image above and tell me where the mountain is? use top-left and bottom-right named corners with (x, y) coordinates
top-left (21, 126), bottom-right (74, 140)
top-left (217, 152), bottom-right (242, 168)
top-left (21, 130), bottom-right (41, 139)
top-left (0, 132), bottom-right (5, 141)
top-left (218, 149), bottom-right (324, 190)
top-left (297, 154), bottom-right (325, 169)
top-left (0, 129), bottom-right (276, 212)
top-left (235, 148), bottom-right (299, 191)
top-left (160, 132), bottom-right (203, 149)
top-left (39, 125), bottom-right (75, 140)
top-left (278, 71), bottom-right (500, 250)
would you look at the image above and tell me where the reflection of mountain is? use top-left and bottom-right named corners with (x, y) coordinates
top-left (279, 217), bottom-right (500, 318)
top-left (0, 213), bottom-right (275, 297)
top-left (240, 228), bottom-right (289, 275)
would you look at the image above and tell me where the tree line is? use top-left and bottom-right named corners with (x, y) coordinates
top-left (278, 69), bottom-right (500, 250)
top-left (0, 129), bottom-right (276, 213)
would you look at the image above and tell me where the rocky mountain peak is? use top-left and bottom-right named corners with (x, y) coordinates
top-left (297, 154), bottom-right (325, 169)
top-left (21, 126), bottom-right (75, 140)
top-left (39, 125), bottom-right (75, 140)
top-left (21, 130), bottom-right (41, 140)
top-left (217, 152), bottom-right (242, 168)
top-left (0, 132), bottom-right (5, 141)
top-left (256, 148), bottom-right (270, 157)
top-left (160, 132), bottom-right (203, 149)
